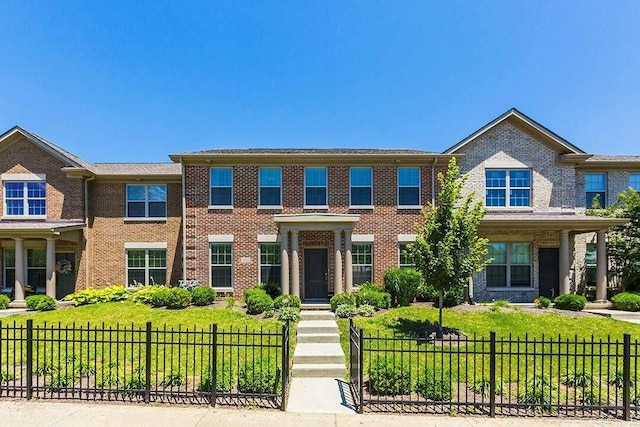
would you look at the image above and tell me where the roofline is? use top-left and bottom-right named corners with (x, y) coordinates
top-left (170, 152), bottom-right (460, 165)
top-left (479, 216), bottom-right (628, 231)
top-left (0, 126), bottom-right (87, 168)
top-left (443, 108), bottom-right (585, 155)
top-left (577, 160), bottom-right (640, 170)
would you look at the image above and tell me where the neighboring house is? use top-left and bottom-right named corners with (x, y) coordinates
top-left (0, 109), bottom-right (636, 304)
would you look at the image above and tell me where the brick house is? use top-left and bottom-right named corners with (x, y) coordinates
top-left (1, 109), bottom-right (637, 304)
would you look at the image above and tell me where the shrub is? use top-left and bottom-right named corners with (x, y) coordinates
top-left (519, 376), bottom-right (556, 407)
top-left (562, 371), bottom-right (593, 388)
top-left (256, 282), bottom-right (280, 299)
top-left (191, 286), bottom-right (217, 306)
top-left (25, 295), bottom-right (56, 311)
top-left (244, 288), bottom-right (266, 304)
top-left (165, 288), bottom-right (192, 309)
top-left (554, 294), bottom-right (587, 311)
top-left (273, 295), bottom-right (301, 309)
top-left (161, 370), bottom-right (185, 387)
top-left (64, 285), bottom-right (129, 306)
top-left (355, 288), bottom-right (391, 310)
top-left (356, 304), bottom-right (375, 317)
top-left (150, 288), bottom-right (173, 307)
top-left (335, 304), bottom-right (356, 318)
top-left (246, 290), bottom-right (273, 315)
top-left (417, 371), bottom-right (452, 401)
top-left (197, 362), bottom-right (234, 393)
top-left (368, 356), bottom-right (412, 395)
top-left (277, 307), bottom-right (301, 323)
top-left (383, 268), bottom-right (422, 306)
top-left (121, 369), bottom-right (145, 395)
top-left (46, 372), bottom-right (77, 391)
top-left (0, 294), bottom-right (10, 310)
top-left (612, 292), bottom-right (640, 312)
top-left (469, 378), bottom-right (503, 396)
top-left (238, 359), bottom-right (279, 393)
top-left (534, 296), bottom-right (551, 309)
top-left (330, 292), bottom-right (355, 311)
top-left (131, 285), bottom-right (165, 305)
top-left (416, 282), bottom-right (438, 302)
top-left (225, 297), bottom-right (235, 308)
top-left (357, 282), bottom-right (383, 292)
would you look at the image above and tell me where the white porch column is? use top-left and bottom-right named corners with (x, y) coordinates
top-left (13, 238), bottom-right (25, 302)
top-left (334, 230), bottom-right (343, 294)
top-left (559, 230), bottom-right (570, 295)
top-left (345, 230), bottom-right (353, 293)
top-left (46, 238), bottom-right (56, 299)
top-left (281, 231), bottom-right (290, 295)
top-left (291, 230), bottom-right (300, 298)
top-left (596, 230), bottom-right (608, 302)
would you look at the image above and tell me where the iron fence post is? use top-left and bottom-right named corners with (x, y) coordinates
top-left (358, 327), bottom-right (364, 414)
top-left (145, 322), bottom-right (152, 403)
top-left (489, 331), bottom-right (496, 418)
top-left (211, 324), bottom-right (217, 407)
top-left (26, 319), bottom-right (33, 400)
top-left (281, 323), bottom-right (288, 411)
top-left (623, 333), bottom-right (631, 421)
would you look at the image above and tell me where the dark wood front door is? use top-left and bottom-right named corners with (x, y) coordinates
top-left (304, 249), bottom-right (328, 300)
top-left (538, 248), bottom-right (559, 299)
top-left (55, 253), bottom-right (76, 300)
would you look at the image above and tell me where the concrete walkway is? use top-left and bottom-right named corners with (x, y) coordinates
top-left (0, 400), bottom-right (633, 427)
top-left (586, 309), bottom-right (640, 324)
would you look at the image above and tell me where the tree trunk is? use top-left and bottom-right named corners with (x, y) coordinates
top-left (437, 288), bottom-right (444, 338)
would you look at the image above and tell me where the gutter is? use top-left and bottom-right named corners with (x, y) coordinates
top-left (84, 175), bottom-right (95, 289)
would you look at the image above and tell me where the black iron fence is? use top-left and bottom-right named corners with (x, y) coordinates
top-left (0, 320), bottom-right (290, 410)
top-left (349, 319), bottom-right (640, 420)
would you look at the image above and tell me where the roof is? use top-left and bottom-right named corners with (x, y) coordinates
top-left (174, 148), bottom-right (435, 156)
top-left (91, 163), bottom-right (182, 176)
top-left (480, 212), bottom-right (628, 231)
top-left (585, 155), bottom-right (640, 162)
top-left (0, 220), bottom-right (85, 236)
top-left (444, 108), bottom-right (585, 155)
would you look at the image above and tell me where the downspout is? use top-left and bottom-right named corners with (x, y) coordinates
top-left (431, 158), bottom-right (437, 206)
top-left (181, 158), bottom-right (187, 283)
top-left (84, 175), bottom-right (95, 289)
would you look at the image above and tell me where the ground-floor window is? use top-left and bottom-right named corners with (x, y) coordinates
top-left (486, 242), bottom-right (531, 287)
top-left (211, 243), bottom-right (232, 288)
top-left (352, 243), bottom-right (373, 285)
top-left (398, 242), bottom-right (414, 268)
top-left (259, 243), bottom-right (281, 287)
top-left (585, 243), bottom-right (596, 286)
top-left (3, 249), bottom-right (15, 289)
top-left (127, 249), bottom-right (167, 286)
top-left (27, 249), bottom-right (46, 290)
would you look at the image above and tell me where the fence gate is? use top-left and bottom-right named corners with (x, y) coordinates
top-left (348, 319), bottom-right (363, 413)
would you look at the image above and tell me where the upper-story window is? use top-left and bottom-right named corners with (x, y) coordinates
top-left (210, 168), bottom-right (233, 207)
top-left (350, 167), bottom-right (373, 208)
top-left (126, 184), bottom-right (167, 218)
top-left (259, 167), bottom-right (282, 207)
top-left (304, 167), bottom-right (328, 207)
top-left (585, 173), bottom-right (606, 208)
top-left (3, 181), bottom-right (46, 217)
top-left (398, 167), bottom-right (420, 207)
top-left (630, 174), bottom-right (640, 192)
top-left (485, 170), bottom-right (531, 208)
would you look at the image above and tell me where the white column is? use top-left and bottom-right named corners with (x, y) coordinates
top-left (559, 230), bottom-right (570, 295)
top-left (281, 231), bottom-right (290, 295)
top-left (291, 230), bottom-right (300, 298)
top-left (46, 238), bottom-right (56, 299)
top-left (596, 230), bottom-right (607, 302)
top-left (334, 230), bottom-right (343, 294)
top-left (345, 230), bottom-right (353, 293)
top-left (14, 238), bottom-right (25, 302)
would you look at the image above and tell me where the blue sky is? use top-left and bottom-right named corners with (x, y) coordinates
top-left (1, 1), bottom-right (639, 163)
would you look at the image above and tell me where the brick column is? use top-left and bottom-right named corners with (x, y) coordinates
top-left (595, 230), bottom-right (607, 302)
top-left (345, 230), bottom-right (353, 293)
top-left (334, 230), bottom-right (343, 294)
top-left (291, 230), bottom-right (300, 298)
top-left (46, 238), bottom-right (56, 299)
top-left (281, 231), bottom-right (290, 295)
top-left (559, 230), bottom-right (570, 295)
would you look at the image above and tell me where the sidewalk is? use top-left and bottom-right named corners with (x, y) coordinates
top-left (0, 400), bottom-right (635, 427)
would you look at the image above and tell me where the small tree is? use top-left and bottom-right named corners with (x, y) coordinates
top-left (408, 158), bottom-right (489, 337)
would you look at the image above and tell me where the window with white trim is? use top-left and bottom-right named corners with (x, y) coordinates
top-left (3, 249), bottom-right (15, 290)
top-left (486, 242), bottom-right (531, 287)
top-left (398, 243), bottom-right (414, 268)
top-left (398, 167), bottom-right (420, 207)
top-left (630, 174), bottom-right (640, 192)
top-left (585, 173), bottom-right (606, 208)
top-left (210, 243), bottom-right (233, 288)
top-left (485, 170), bottom-right (531, 207)
top-left (3, 181), bottom-right (46, 217)
top-left (304, 167), bottom-right (327, 207)
top-left (259, 243), bottom-right (281, 287)
top-left (350, 167), bottom-right (373, 207)
top-left (126, 184), bottom-right (167, 218)
top-left (27, 249), bottom-right (46, 290)
top-left (259, 168), bottom-right (282, 207)
top-left (210, 168), bottom-right (233, 207)
top-left (352, 243), bottom-right (373, 285)
top-left (126, 249), bottom-right (167, 286)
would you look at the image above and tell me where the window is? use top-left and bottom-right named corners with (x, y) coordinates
top-left (398, 243), bottom-right (414, 268)
top-left (398, 167), bottom-right (420, 207)
top-left (486, 242), bottom-right (531, 287)
top-left (485, 170), bottom-right (531, 208)
top-left (27, 249), bottom-right (46, 290)
top-left (585, 243), bottom-right (596, 286)
top-left (630, 174), bottom-right (640, 192)
top-left (3, 249), bottom-right (15, 290)
top-left (210, 168), bottom-right (233, 207)
top-left (126, 185), bottom-right (167, 218)
top-left (259, 243), bottom-right (281, 286)
top-left (3, 181), bottom-right (46, 217)
top-left (585, 173), bottom-right (606, 208)
top-left (304, 167), bottom-right (327, 207)
top-left (210, 243), bottom-right (233, 288)
top-left (350, 167), bottom-right (373, 207)
top-left (352, 243), bottom-right (373, 285)
top-left (259, 168), bottom-right (282, 207)
top-left (127, 249), bottom-right (167, 286)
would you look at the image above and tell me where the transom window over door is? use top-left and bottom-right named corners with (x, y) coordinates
top-left (398, 167), bottom-right (420, 207)
top-left (304, 167), bottom-right (327, 207)
top-left (486, 242), bottom-right (531, 287)
top-left (126, 185), bottom-right (167, 218)
top-left (127, 249), bottom-right (167, 286)
top-left (3, 181), bottom-right (46, 217)
top-left (259, 168), bottom-right (282, 207)
top-left (585, 173), bottom-right (606, 208)
top-left (210, 168), bottom-right (233, 207)
top-left (210, 243), bottom-right (233, 288)
top-left (350, 167), bottom-right (373, 207)
top-left (352, 243), bottom-right (373, 285)
top-left (485, 170), bottom-right (531, 207)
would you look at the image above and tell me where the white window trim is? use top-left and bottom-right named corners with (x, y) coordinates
top-left (485, 169), bottom-right (532, 209)
top-left (208, 234), bottom-right (234, 243)
top-left (257, 234), bottom-right (280, 243)
top-left (209, 167), bottom-right (233, 209)
top-left (125, 184), bottom-right (167, 219)
top-left (3, 180), bottom-right (47, 219)
top-left (304, 167), bottom-right (328, 209)
top-left (352, 234), bottom-right (374, 242)
top-left (210, 242), bottom-right (233, 291)
top-left (349, 167), bottom-right (374, 209)
top-left (126, 247), bottom-right (167, 286)
top-left (258, 167), bottom-right (283, 208)
top-left (397, 167), bottom-right (421, 208)
top-left (125, 242), bottom-right (168, 249)
top-left (485, 242), bottom-right (532, 289)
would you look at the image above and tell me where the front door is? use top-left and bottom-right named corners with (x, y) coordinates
top-left (55, 253), bottom-right (76, 300)
top-left (304, 249), bottom-right (328, 300)
top-left (538, 248), bottom-right (559, 299)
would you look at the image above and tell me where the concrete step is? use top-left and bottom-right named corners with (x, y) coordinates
top-left (297, 333), bottom-right (340, 343)
top-left (300, 310), bottom-right (335, 321)
top-left (293, 343), bottom-right (345, 365)
top-left (297, 320), bottom-right (339, 335)
top-left (291, 363), bottom-right (347, 378)
top-left (300, 303), bottom-right (331, 311)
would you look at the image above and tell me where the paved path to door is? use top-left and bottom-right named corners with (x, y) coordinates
top-left (585, 309), bottom-right (640, 324)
